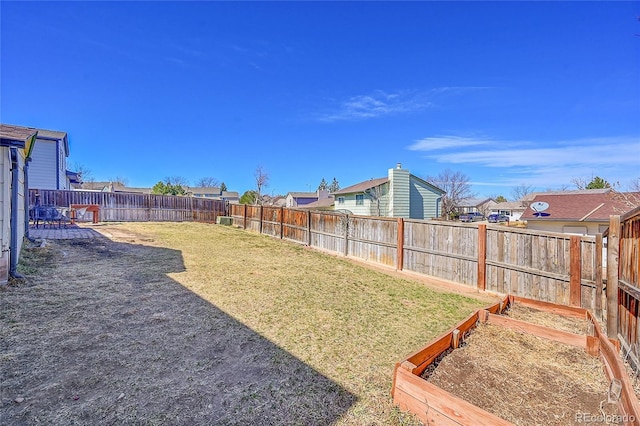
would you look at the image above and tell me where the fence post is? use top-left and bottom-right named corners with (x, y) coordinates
top-left (396, 218), bottom-right (404, 271)
top-left (477, 224), bottom-right (487, 291)
top-left (243, 204), bottom-right (248, 229)
top-left (307, 210), bottom-right (312, 246)
top-left (595, 233), bottom-right (603, 319)
top-left (569, 235), bottom-right (582, 307)
top-left (280, 206), bottom-right (284, 239)
top-left (259, 205), bottom-right (264, 234)
top-left (607, 215), bottom-right (620, 339)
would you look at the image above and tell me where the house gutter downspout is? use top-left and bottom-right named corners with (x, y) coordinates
top-left (9, 147), bottom-right (24, 279)
top-left (23, 156), bottom-right (33, 242)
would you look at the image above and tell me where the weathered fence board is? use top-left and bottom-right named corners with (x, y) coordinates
top-left (310, 211), bottom-right (345, 255)
top-left (403, 221), bottom-right (478, 287)
top-left (615, 206), bottom-right (640, 354)
top-left (348, 216), bottom-right (397, 267)
top-left (30, 189), bottom-right (226, 223)
top-left (484, 226), bottom-right (596, 309)
top-left (227, 204), bottom-right (607, 311)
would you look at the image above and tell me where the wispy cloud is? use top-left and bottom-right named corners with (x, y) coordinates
top-left (409, 135), bottom-right (640, 190)
top-left (318, 90), bottom-right (430, 122)
top-left (318, 86), bottom-right (492, 122)
top-left (408, 136), bottom-right (490, 151)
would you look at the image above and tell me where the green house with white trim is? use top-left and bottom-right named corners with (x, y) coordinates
top-left (332, 164), bottom-right (445, 219)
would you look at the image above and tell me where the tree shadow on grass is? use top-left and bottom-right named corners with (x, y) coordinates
top-left (1, 237), bottom-right (356, 425)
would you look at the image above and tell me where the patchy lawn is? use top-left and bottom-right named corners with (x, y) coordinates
top-left (1, 222), bottom-right (489, 425)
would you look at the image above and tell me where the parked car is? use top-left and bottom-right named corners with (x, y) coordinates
top-left (488, 214), bottom-right (510, 223)
top-left (460, 212), bottom-right (485, 222)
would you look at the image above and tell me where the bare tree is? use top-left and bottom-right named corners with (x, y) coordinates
top-left (329, 177), bottom-right (340, 193)
top-left (318, 178), bottom-right (329, 191)
top-left (426, 169), bottom-right (475, 219)
top-left (69, 162), bottom-right (94, 183)
top-left (195, 177), bottom-right (220, 187)
top-left (366, 183), bottom-right (387, 216)
top-left (629, 177), bottom-right (640, 192)
top-left (571, 174), bottom-right (615, 190)
top-left (490, 195), bottom-right (508, 203)
top-left (164, 176), bottom-right (190, 187)
top-left (108, 176), bottom-right (129, 186)
top-left (511, 183), bottom-right (534, 201)
top-left (544, 184), bottom-right (570, 192)
top-left (254, 166), bottom-right (270, 205)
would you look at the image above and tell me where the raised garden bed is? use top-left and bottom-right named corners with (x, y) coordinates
top-left (392, 296), bottom-right (640, 425)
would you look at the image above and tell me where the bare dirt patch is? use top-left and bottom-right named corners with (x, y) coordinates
top-left (423, 323), bottom-right (618, 425)
top-left (1, 222), bottom-right (489, 425)
top-left (1, 236), bottom-right (354, 425)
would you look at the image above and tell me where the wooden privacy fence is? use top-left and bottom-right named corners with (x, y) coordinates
top-left (30, 189), bottom-right (227, 223)
top-left (229, 204), bottom-right (602, 311)
top-left (608, 207), bottom-right (640, 358)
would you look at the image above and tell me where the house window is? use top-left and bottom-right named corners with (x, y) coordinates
top-left (337, 197), bottom-right (345, 204)
top-left (356, 194), bottom-right (364, 205)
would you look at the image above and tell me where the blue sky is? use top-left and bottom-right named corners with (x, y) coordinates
top-left (2, 1), bottom-right (639, 199)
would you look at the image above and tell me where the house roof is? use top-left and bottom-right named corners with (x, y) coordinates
top-left (300, 196), bottom-right (335, 209)
top-left (288, 191), bottom-right (318, 198)
top-left (35, 128), bottom-right (69, 156)
top-left (82, 181), bottom-right (126, 191)
top-left (520, 190), bottom-right (639, 222)
top-left (222, 191), bottom-right (239, 199)
top-left (65, 170), bottom-right (82, 184)
top-left (0, 124), bottom-right (37, 148)
top-left (262, 195), bottom-right (286, 206)
top-left (458, 197), bottom-right (495, 208)
top-left (521, 188), bottom-right (610, 202)
top-left (189, 187), bottom-right (221, 195)
top-left (332, 177), bottom-right (389, 195)
top-left (494, 201), bottom-right (526, 211)
top-left (36, 129), bottom-right (67, 140)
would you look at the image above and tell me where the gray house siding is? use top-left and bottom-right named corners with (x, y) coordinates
top-left (29, 140), bottom-right (57, 189)
top-left (334, 165), bottom-right (444, 219)
top-left (388, 167), bottom-right (410, 218)
top-left (409, 177), bottom-right (442, 219)
top-left (30, 132), bottom-right (69, 190)
top-left (336, 193), bottom-right (371, 216)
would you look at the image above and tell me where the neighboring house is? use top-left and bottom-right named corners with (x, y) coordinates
top-left (520, 189), bottom-right (639, 235)
top-left (262, 194), bottom-right (286, 207)
top-left (81, 182), bottom-right (151, 194)
top-left (456, 198), bottom-right (497, 217)
top-left (332, 164), bottom-right (445, 219)
top-left (80, 183), bottom-right (239, 202)
top-left (491, 201), bottom-right (527, 221)
top-left (221, 191), bottom-right (240, 203)
top-left (1, 124), bottom-right (37, 283)
top-left (285, 190), bottom-right (330, 208)
top-left (300, 195), bottom-right (335, 211)
top-left (29, 128), bottom-right (70, 190)
top-left (66, 171), bottom-right (82, 189)
top-left (190, 187), bottom-right (221, 198)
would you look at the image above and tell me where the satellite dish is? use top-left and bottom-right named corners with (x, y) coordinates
top-left (531, 201), bottom-right (550, 217)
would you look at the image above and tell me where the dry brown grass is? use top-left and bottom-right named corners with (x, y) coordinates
top-left (505, 304), bottom-right (592, 335)
top-left (1, 222), bottom-right (488, 425)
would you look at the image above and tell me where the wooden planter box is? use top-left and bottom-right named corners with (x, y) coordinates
top-left (391, 296), bottom-right (640, 426)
